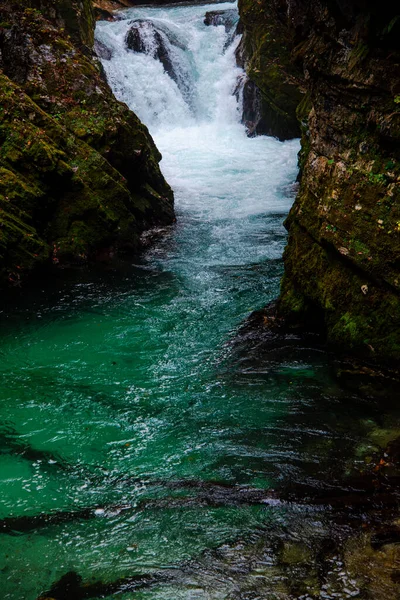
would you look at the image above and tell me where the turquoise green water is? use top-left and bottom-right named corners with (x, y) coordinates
top-left (1, 149), bottom-right (398, 598)
top-left (0, 164), bottom-right (301, 597)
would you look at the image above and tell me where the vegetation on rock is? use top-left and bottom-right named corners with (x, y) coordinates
top-left (239, 0), bottom-right (400, 363)
top-left (237, 0), bottom-right (303, 140)
top-left (0, 0), bottom-right (174, 287)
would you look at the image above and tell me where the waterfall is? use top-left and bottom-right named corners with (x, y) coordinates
top-left (95, 2), bottom-right (299, 229)
top-left (95, 2), bottom-right (243, 130)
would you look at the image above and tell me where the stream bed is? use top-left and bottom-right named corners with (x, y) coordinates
top-left (1, 3), bottom-right (400, 599)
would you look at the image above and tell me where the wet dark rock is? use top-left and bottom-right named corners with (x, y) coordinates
top-left (126, 21), bottom-right (175, 82)
top-left (236, 3), bottom-right (302, 141)
top-left (239, 76), bottom-right (301, 140)
top-left (93, 6), bottom-right (116, 21)
top-left (125, 21), bottom-right (146, 53)
top-left (204, 9), bottom-right (237, 31)
top-left (240, 79), bottom-right (262, 136)
top-left (0, 0), bottom-right (174, 288)
top-left (125, 19), bottom-right (193, 101)
top-left (228, 302), bottom-right (325, 371)
top-left (94, 39), bottom-right (113, 60)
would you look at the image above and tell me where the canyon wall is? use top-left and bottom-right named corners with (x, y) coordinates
top-left (239, 0), bottom-right (400, 363)
top-left (0, 0), bottom-right (174, 287)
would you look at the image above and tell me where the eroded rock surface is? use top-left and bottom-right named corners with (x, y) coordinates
top-left (126, 20), bottom-right (175, 80)
top-left (0, 0), bottom-right (174, 286)
top-left (204, 9), bottom-right (237, 31)
top-left (237, 0), bottom-right (303, 140)
top-left (239, 0), bottom-right (400, 363)
top-left (126, 19), bottom-right (192, 102)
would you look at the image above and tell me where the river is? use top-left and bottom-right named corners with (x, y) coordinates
top-left (0, 3), bottom-right (399, 599)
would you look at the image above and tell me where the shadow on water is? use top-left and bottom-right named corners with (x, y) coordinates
top-left (0, 424), bottom-right (70, 471)
top-left (16, 310), bottom-right (400, 600)
top-left (0, 246), bottom-right (179, 329)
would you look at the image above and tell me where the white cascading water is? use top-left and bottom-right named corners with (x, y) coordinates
top-left (95, 2), bottom-right (300, 227)
top-left (96, 3), bottom-right (242, 129)
top-left (95, 1), bottom-right (300, 324)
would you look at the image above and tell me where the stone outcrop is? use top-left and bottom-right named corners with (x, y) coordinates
top-left (0, 0), bottom-right (174, 287)
top-left (126, 20), bottom-right (176, 81)
top-left (125, 19), bottom-right (192, 101)
top-left (237, 0), bottom-right (303, 140)
top-left (204, 10), bottom-right (237, 31)
top-left (239, 0), bottom-right (400, 363)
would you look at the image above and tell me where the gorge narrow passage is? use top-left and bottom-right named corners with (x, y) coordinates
top-left (0, 3), bottom-right (399, 600)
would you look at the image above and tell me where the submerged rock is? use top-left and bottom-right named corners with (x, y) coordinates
top-left (94, 38), bottom-right (113, 60)
top-left (0, 425), bottom-right (68, 470)
top-left (37, 570), bottom-right (155, 600)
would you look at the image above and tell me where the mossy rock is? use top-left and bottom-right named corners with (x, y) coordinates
top-left (243, 0), bottom-right (400, 362)
top-left (0, 0), bottom-right (174, 286)
top-left (279, 224), bottom-right (400, 362)
top-left (238, 0), bottom-right (303, 140)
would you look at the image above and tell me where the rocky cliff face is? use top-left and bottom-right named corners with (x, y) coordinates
top-left (239, 0), bottom-right (400, 363)
top-left (237, 0), bottom-right (303, 140)
top-left (0, 0), bottom-right (174, 287)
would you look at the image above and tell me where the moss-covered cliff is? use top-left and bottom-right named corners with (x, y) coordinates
top-left (239, 0), bottom-right (400, 363)
top-left (237, 0), bottom-right (303, 140)
top-left (0, 0), bottom-right (174, 287)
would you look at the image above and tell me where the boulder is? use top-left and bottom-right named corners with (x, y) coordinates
top-left (125, 19), bottom-right (192, 101)
top-left (126, 20), bottom-right (175, 82)
top-left (204, 9), bottom-right (238, 31)
top-left (94, 39), bottom-right (113, 60)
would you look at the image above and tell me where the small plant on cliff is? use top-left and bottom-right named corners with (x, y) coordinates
top-left (368, 172), bottom-right (387, 185)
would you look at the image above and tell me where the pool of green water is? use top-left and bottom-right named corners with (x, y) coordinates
top-left (1, 195), bottom-right (400, 599)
